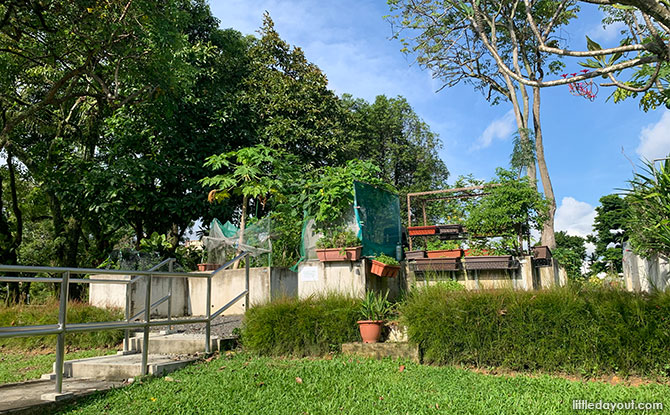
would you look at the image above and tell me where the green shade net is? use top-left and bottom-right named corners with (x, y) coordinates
top-left (353, 181), bottom-right (401, 258)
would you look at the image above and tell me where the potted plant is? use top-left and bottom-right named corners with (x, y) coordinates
top-left (370, 254), bottom-right (400, 278)
top-left (426, 239), bottom-right (463, 259)
top-left (357, 290), bottom-right (392, 343)
top-left (315, 229), bottom-right (363, 262)
top-left (197, 248), bottom-right (220, 271)
top-left (405, 249), bottom-right (426, 260)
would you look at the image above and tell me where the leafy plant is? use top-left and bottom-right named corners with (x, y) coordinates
top-left (315, 229), bottom-right (361, 249)
top-left (359, 290), bottom-right (393, 321)
top-left (425, 238), bottom-right (460, 251)
top-left (373, 254), bottom-right (399, 266)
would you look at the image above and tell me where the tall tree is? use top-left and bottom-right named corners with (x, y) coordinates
top-left (588, 194), bottom-right (628, 274)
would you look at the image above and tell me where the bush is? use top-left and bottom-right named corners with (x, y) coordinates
top-left (401, 284), bottom-right (670, 376)
top-left (241, 294), bottom-right (360, 356)
top-left (0, 299), bottom-right (124, 350)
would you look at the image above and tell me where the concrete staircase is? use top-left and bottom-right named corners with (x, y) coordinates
top-left (42, 332), bottom-right (238, 381)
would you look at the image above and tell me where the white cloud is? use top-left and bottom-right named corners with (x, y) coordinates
top-left (554, 196), bottom-right (596, 238)
top-left (473, 110), bottom-right (516, 149)
top-left (587, 20), bottom-right (626, 44)
top-left (637, 110), bottom-right (670, 161)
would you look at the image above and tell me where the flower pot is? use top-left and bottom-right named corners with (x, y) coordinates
top-left (315, 246), bottom-right (363, 262)
top-left (405, 250), bottom-right (426, 260)
top-left (413, 257), bottom-right (460, 271)
top-left (437, 224), bottom-right (463, 234)
top-left (462, 255), bottom-right (516, 270)
top-left (370, 260), bottom-right (400, 278)
top-left (426, 249), bottom-right (463, 259)
top-left (197, 263), bottom-right (220, 271)
top-left (532, 246), bottom-right (552, 259)
top-left (357, 320), bottom-right (383, 343)
top-left (407, 226), bottom-right (437, 236)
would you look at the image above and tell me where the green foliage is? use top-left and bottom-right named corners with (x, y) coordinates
top-left (53, 353), bottom-right (670, 415)
top-left (553, 231), bottom-right (587, 279)
top-left (0, 300), bottom-right (123, 350)
top-left (625, 159), bottom-right (670, 258)
top-left (509, 128), bottom-right (536, 177)
top-left (315, 229), bottom-right (361, 249)
top-left (424, 238), bottom-right (460, 251)
top-left (0, 349), bottom-right (115, 384)
top-left (359, 290), bottom-right (393, 321)
top-left (588, 194), bottom-right (628, 273)
top-left (374, 254), bottom-right (399, 266)
top-left (401, 285), bottom-right (670, 376)
top-left (241, 294), bottom-right (360, 356)
top-left (465, 168), bottom-right (548, 244)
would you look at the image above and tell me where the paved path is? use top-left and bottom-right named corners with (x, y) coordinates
top-left (0, 378), bottom-right (124, 414)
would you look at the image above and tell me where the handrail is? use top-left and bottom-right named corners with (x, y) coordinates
top-left (0, 251), bottom-right (253, 398)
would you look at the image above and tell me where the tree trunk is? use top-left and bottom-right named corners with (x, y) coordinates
top-left (532, 86), bottom-right (556, 249)
top-left (233, 194), bottom-right (249, 270)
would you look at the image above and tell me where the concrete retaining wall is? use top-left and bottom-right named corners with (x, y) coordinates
top-left (623, 242), bottom-right (670, 293)
top-left (188, 267), bottom-right (298, 316)
top-left (297, 259), bottom-right (405, 301)
top-left (89, 274), bottom-right (189, 317)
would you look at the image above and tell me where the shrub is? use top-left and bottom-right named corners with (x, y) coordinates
top-left (401, 284), bottom-right (670, 376)
top-left (242, 294), bottom-right (360, 356)
top-left (0, 299), bottom-right (124, 350)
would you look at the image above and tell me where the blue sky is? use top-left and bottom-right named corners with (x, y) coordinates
top-left (209, 0), bottom-right (670, 238)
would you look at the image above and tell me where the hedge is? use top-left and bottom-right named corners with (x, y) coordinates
top-left (401, 284), bottom-right (670, 376)
top-left (241, 294), bottom-right (360, 356)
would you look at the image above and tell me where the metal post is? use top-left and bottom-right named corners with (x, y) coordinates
top-left (245, 256), bottom-right (250, 313)
top-left (124, 277), bottom-right (131, 352)
top-left (205, 273), bottom-right (212, 354)
top-left (141, 273), bottom-right (152, 376)
top-left (54, 271), bottom-right (70, 394)
top-left (167, 260), bottom-right (173, 332)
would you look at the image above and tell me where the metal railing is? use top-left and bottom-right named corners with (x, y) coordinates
top-left (0, 252), bottom-right (251, 396)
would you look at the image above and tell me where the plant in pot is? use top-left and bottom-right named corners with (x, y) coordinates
top-left (370, 254), bottom-right (400, 277)
top-left (315, 229), bottom-right (362, 262)
top-left (197, 248), bottom-right (220, 271)
top-left (425, 239), bottom-right (463, 258)
top-left (357, 290), bottom-right (393, 343)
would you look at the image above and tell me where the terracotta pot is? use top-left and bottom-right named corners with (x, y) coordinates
top-left (197, 263), bottom-right (220, 271)
top-left (407, 226), bottom-right (437, 236)
top-left (370, 260), bottom-right (400, 278)
top-left (426, 249), bottom-right (463, 259)
top-left (357, 320), bottom-right (383, 343)
top-left (315, 246), bottom-right (362, 262)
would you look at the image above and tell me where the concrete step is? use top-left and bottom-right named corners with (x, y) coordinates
top-left (341, 342), bottom-right (420, 363)
top-left (57, 353), bottom-right (198, 381)
top-left (127, 333), bottom-right (238, 354)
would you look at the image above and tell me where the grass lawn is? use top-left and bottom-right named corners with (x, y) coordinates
top-left (0, 349), bottom-right (117, 384)
top-left (54, 353), bottom-right (670, 415)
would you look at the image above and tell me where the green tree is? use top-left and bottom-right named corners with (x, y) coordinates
top-left (552, 231), bottom-right (587, 279)
top-left (341, 94), bottom-right (449, 223)
top-left (588, 194), bottom-right (628, 274)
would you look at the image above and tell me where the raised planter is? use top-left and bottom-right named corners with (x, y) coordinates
top-left (197, 263), bottom-right (221, 271)
top-left (426, 249), bottom-right (463, 259)
top-left (464, 249), bottom-right (490, 256)
top-left (370, 260), bottom-right (400, 278)
top-left (462, 255), bottom-right (517, 270)
top-left (405, 250), bottom-right (426, 260)
top-left (407, 226), bottom-right (437, 236)
top-left (316, 246), bottom-right (363, 262)
top-left (437, 224), bottom-right (463, 234)
top-left (413, 257), bottom-right (460, 271)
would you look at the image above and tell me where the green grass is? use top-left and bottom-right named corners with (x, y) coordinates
top-left (53, 353), bottom-right (670, 414)
top-left (0, 349), bottom-right (116, 384)
top-left (0, 300), bottom-right (124, 350)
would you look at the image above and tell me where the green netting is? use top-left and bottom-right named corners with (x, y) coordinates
top-left (353, 181), bottom-right (401, 258)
